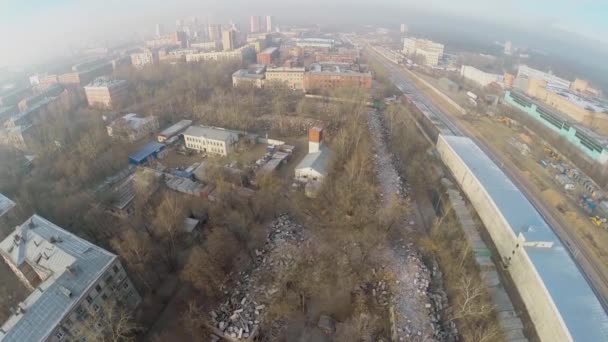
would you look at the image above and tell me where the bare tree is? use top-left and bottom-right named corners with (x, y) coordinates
top-left (111, 228), bottom-right (158, 291)
top-left (80, 300), bottom-right (140, 342)
top-left (152, 193), bottom-right (187, 269)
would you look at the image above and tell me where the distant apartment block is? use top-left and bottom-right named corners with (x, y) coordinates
top-left (250, 16), bottom-right (261, 33)
top-left (106, 113), bottom-right (159, 142)
top-left (84, 77), bottom-right (128, 109)
top-left (295, 38), bottom-right (335, 49)
top-left (186, 45), bottom-right (255, 63)
top-left (304, 63), bottom-right (372, 91)
top-left (57, 62), bottom-right (113, 87)
top-left (190, 41), bottom-right (221, 51)
top-left (314, 48), bottom-right (359, 64)
top-left (222, 29), bottom-right (237, 51)
top-left (207, 24), bottom-right (222, 41)
top-left (256, 47), bottom-right (279, 65)
top-left (131, 49), bottom-right (159, 68)
top-left (402, 37), bottom-right (444, 66)
top-left (265, 67), bottom-right (305, 90)
top-left (183, 126), bottom-right (241, 156)
top-left (146, 31), bottom-right (188, 48)
top-left (265, 15), bottom-right (274, 33)
top-left (0, 215), bottom-right (141, 342)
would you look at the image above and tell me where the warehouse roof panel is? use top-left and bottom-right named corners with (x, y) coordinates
top-left (439, 134), bottom-right (608, 341)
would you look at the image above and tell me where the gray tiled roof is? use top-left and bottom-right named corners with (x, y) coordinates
top-left (0, 215), bottom-right (116, 342)
top-left (295, 146), bottom-right (330, 175)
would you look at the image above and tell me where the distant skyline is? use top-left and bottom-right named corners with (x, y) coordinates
top-left (0, 0), bottom-right (607, 67)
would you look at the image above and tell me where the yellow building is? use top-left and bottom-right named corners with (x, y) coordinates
top-left (265, 67), bottom-right (305, 90)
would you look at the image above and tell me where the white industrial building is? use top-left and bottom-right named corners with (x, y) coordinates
top-left (183, 125), bottom-right (240, 156)
top-left (460, 65), bottom-right (504, 88)
top-left (515, 65), bottom-right (571, 92)
top-left (106, 113), bottom-right (159, 142)
top-left (437, 134), bottom-right (608, 342)
top-left (295, 127), bottom-right (330, 182)
top-left (0, 215), bottom-right (141, 342)
top-left (157, 119), bottom-right (192, 142)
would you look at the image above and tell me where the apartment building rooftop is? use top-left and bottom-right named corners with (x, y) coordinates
top-left (308, 63), bottom-right (370, 76)
top-left (233, 70), bottom-right (265, 80)
top-left (0, 215), bottom-right (116, 342)
top-left (85, 77), bottom-right (127, 88)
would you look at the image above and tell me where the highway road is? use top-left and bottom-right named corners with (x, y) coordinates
top-left (365, 46), bottom-right (608, 312)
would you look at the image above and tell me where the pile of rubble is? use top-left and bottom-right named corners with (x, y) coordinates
top-left (209, 214), bottom-right (305, 340)
top-left (367, 109), bottom-right (410, 203)
top-left (367, 109), bottom-right (455, 341)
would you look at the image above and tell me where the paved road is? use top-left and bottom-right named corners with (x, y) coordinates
top-left (365, 47), bottom-right (608, 312)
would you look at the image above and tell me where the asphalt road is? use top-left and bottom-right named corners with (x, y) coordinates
top-left (366, 47), bottom-right (608, 312)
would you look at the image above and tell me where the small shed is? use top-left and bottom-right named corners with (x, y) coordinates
top-left (128, 142), bottom-right (166, 165)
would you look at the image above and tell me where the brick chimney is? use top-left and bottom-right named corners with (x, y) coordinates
top-left (308, 127), bottom-right (323, 153)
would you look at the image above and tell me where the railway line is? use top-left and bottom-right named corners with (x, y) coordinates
top-left (365, 46), bottom-right (608, 312)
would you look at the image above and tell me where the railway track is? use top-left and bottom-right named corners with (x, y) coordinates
top-left (365, 47), bottom-right (608, 312)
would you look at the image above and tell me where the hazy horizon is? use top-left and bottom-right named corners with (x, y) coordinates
top-left (1, 1), bottom-right (607, 67)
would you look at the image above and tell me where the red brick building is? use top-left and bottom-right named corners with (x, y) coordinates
top-left (303, 71), bottom-right (372, 91)
top-left (256, 47), bottom-right (279, 65)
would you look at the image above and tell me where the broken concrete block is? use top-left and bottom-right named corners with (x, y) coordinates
top-left (318, 314), bottom-right (336, 335)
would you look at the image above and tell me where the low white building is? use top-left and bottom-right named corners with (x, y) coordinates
top-left (183, 126), bottom-right (240, 156)
top-left (106, 113), bottom-right (159, 141)
top-left (295, 127), bottom-right (330, 182)
top-left (460, 65), bottom-right (504, 88)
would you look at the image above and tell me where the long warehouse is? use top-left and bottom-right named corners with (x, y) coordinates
top-left (437, 134), bottom-right (608, 341)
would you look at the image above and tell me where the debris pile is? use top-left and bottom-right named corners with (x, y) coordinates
top-left (367, 109), bottom-right (455, 341)
top-left (209, 214), bottom-right (305, 340)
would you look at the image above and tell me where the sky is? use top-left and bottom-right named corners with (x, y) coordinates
top-left (0, 0), bottom-right (607, 67)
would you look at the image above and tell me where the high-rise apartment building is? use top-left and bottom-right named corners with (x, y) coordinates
top-left (504, 41), bottom-right (513, 55)
top-left (400, 23), bottom-right (408, 33)
top-left (266, 15), bottom-right (274, 33)
top-left (222, 29), bottom-right (237, 51)
top-left (0, 215), bottom-right (141, 342)
top-left (155, 23), bottom-right (164, 37)
top-left (250, 16), bottom-right (261, 33)
top-left (208, 24), bottom-right (222, 42)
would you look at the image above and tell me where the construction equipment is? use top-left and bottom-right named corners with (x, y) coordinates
top-left (543, 145), bottom-right (561, 161)
top-left (590, 216), bottom-right (607, 229)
